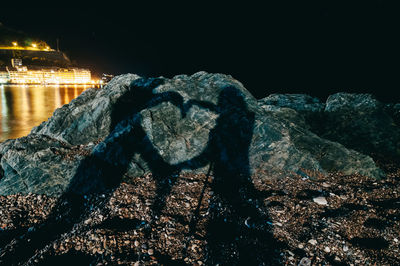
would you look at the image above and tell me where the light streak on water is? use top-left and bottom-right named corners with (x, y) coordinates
top-left (0, 84), bottom-right (92, 142)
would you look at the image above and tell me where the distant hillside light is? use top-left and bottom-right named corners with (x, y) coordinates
top-left (12, 42), bottom-right (17, 46)
top-left (31, 43), bottom-right (37, 48)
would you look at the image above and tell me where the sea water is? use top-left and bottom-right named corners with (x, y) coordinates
top-left (0, 84), bottom-right (93, 142)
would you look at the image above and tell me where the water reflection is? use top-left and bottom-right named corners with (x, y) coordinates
top-left (0, 85), bottom-right (92, 142)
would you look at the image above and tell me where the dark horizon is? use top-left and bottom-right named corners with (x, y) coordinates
top-left (1, 3), bottom-right (399, 102)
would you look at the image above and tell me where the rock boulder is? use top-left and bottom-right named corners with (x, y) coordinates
top-left (259, 92), bottom-right (400, 161)
top-left (321, 93), bottom-right (400, 160)
top-left (0, 72), bottom-right (384, 196)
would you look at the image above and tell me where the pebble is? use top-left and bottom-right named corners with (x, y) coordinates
top-left (298, 257), bottom-right (311, 266)
top-left (308, 239), bottom-right (317, 245)
top-left (343, 245), bottom-right (349, 252)
top-left (298, 244), bottom-right (304, 249)
top-left (313, 196), bottom-right (328, 205)
top-left (148, 248), bottom-right (154, 255)
top-left (324, 246), bottom-right (331, 253)
top-left (322, 182), bottom-right (331, 188)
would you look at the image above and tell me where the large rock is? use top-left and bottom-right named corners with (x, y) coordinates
top-left (385, 103), bottom-right (400, 127)
top-left (258, 93), bottom-right (325, 113)
top-left (0, 135), bottom-right (87, 195)
top-left (0, 72), bottom-right (384, 196)
top-left (260, 92), bottom-right (400, 161)
top-left (258, 93), bottom-right (325, 130)
top-left (321, 93), bottom-right (400, 160)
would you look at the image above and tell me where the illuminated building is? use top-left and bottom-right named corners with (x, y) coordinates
top-left (11, 58), bottom-right (22, 67)
top-left (0, 71), bottom-right (9, 84)
top-left (0, 42), bottom-right (98, 85)
top-left (5, 67), bottom-right (91, 84)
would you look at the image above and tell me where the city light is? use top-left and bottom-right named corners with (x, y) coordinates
top-left (0, 42), bottom-right (105, 86)
top-left (0, 42), bottom-right (54, 51)
top-left (1, 68), bottom-right (94, 85)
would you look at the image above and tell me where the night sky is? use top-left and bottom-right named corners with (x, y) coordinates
top-left (1, 3), bottom-right (399, 101)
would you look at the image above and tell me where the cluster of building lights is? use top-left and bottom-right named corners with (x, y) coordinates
top-left (0, 39), bottom-right (110, 87)
top-left (0, 42), bottom-right (105, 85)
top-left (0, 69), bottom-right (103, 85)
top-left (0, 41), bottom-right (52, 51)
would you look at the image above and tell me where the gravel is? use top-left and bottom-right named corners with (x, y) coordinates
top-left (0, 164), bottom-right (399, 265)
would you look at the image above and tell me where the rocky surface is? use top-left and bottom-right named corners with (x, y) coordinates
top-left (0, 135), bottom-right (94, 195)
top-left (0, 71), bottom-right (399, 264)
top-left (0, 72), bottom-right (384, 196)
top-left (322, 93), bottom-right (400, 160)
top-left (259, 93), bottom-right (400, 161)
top-left (258, 94), bottom-right (325, 131)
top-left (386, 103), bottom-right (400, 125)
top-left (258, 94), bottom-right (324, 114)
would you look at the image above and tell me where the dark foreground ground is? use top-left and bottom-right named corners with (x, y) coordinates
top-left (0, 162), bottom-right (399, 265)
